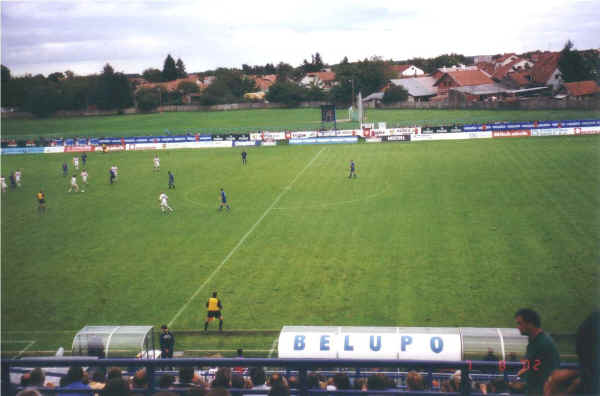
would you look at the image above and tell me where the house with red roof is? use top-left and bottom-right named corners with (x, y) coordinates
top-left (559, 80), bottom-right (600, 98)
top-left (528, 52), bottom-right (562, 91)
top-left (491, 58), bottom-right (534, 81)
top-left (300, 70), bottom-right (337, 90)
top-left (433, 69), bottom-right (494, 96)
top-left (493, 53), bottom-right (520, 68)
top-left (247, 74), bottom-right (277, 91)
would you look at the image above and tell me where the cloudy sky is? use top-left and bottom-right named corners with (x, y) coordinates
top-left (2, 0), bottom-right (599, 77)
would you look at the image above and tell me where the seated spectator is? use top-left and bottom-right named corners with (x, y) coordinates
top-left (306, 373), bottom-right (324, 389)
top-left (179, 367), bottom-right (196, 386)
top-left (88, 369), bottom-right (106, 391)
top-left (268, 383), bottom-right (289, 396)
top-left (20, 373), bottom-right (31, 387)
top-left (366, 374), bottom-right (387, 390)
top-left (212, 367), bottom-right (232, 388)
top-left (130, 368), bottom-right (148, 395)
top-left (107, 367), bottom-right (123, 381)
top-left (104, 378), bottom-right (130, 396)
top-left (268, 373), bottom-right (287, 387)
top-left (406, 371), bottom-right (425, 391)
top-left (245, 367), bottom-right (270, 396)
top-left (353, 378), bottom-right (367, 391)
top-left (286, 376), bottom-right (299, 389)
top-left (231, 374), bottom-right (245, 389)
top-left (58, 366), bottom-right (91, 396)
top-left (332, 373), bottom-right (350, 390)
top-left (29, 368), bottom-right (45, 388)
top-left (158, 374), bottom-right (175, 390)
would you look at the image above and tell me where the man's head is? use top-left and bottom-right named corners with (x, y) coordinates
top-left (161, 324), bottom-right (168, 333)
top-left (29, 368), bottom-right (45, 387)
top-left (249, 366), bottom-right (266, 386)
top-left (515, 308), bottom-right (541, 336)
top-left (212, 292), bottom-right (218, 298)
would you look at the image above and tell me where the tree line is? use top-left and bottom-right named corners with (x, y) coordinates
top-left (2, 44), bottom-right (597, 117)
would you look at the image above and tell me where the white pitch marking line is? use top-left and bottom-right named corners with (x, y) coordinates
top-left (168, 147), bottom-right (326, 327)
top-left (268, 338), bottom-right (278, 358)
top-left (14, 340), bottom-right (36, 359)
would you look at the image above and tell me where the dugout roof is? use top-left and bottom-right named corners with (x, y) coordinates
top-left (72, 325), bottom-right (157, 358)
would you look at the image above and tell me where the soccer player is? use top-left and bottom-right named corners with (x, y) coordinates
top-left (109, 168), bottom-right (116, 184)
top-left (218, 188), bottom-right (230, 211)
top-left (204, 291), bottom-right (223, 332)
top-left (241, 150), bottom-right (247, 165)
top-left (81, 169), bottom-right (88, 189)
top-left (62, 162), bottom-right (68, 177)
top-left (1, 176), bottom-right (6, 192)
top-left (159, 192), bottom-right (174, 214)
top-left (81, 152), bottom-right (87, 166)
top-left (349, 160), bottom-right (357, 179)
top-left (68, 174), bottom-right (79, 192)
top-left (111, 165), bottom-right (118, 181)
top-left (14, 169), bottom-right (22, 187)
top-left (37, 190), bottom-right (46, 214)
top-left (153, 155), bottom-right (160, 172)
top-left (168, 171), bottom-right (175, 189)
top-left (73, 156), bottom-right (79, 170)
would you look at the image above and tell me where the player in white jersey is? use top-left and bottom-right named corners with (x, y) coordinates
top-left (153, 155), bottom-right (160, 172)
top-left (159, 192), bottom-right (174, 214)
top-left (14, 169), bottom-right (22, 187)
top-left (1, 176), bottom-right (7, 192)
top-left (111, 165), bottom-right (118, 180)
top-left (81, 169), bottom-right (88, 187)
top-left (68, 174), bottom-right (79, 192)
top-left (73, 156), bottom-right (79, 170)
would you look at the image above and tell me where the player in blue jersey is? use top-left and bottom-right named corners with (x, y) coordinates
top-left (349, 160), bottom-right (357, 179)
top-left (218, 188), bottom-right (230, 211)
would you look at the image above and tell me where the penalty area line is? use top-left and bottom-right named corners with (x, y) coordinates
top-left (168, 147), bottom-right (326, 327)
top-left (14, 340), bottom-right (36, 359)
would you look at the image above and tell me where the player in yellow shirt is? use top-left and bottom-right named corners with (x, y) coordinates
top-left (204, 291), bottom-right (223, 332)
top-left (37, 190), bottom-right (46, 214)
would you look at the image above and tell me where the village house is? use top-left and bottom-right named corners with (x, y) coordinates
top-left (559, 80), bottom-right (600, 99)
top-left (299, 70), bottom-right (337, 90)
top-left (389, 64), bottom-right (425, 78)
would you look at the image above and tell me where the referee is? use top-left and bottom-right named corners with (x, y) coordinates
top-left (204, 292), bottom-right (223, 332)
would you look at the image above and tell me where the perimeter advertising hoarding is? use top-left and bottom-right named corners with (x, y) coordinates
top-left (249, 131), bottom-right (287, 141)
top-left (278, 326), bottom-right (461, 361)
top-left (411, 132), bottom-right (492, 141)
top-left (384, 135), bottom-right (411, 142)
top-left (492, 130), bottom-right (531, 138)
top-left (574, 126), bottom-right (600, 135)
top-left (289, 137), bottom-right (358, 145)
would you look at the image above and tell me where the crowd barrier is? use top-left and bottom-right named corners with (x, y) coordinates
top-left (2, 119), bottom-right (599, 155)
top-left (1, 357), bottom-right (579, 396)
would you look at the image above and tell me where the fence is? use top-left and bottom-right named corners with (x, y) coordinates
top-left (1, 357), bottom-right (578, 396)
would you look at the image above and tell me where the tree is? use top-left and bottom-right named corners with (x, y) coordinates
top-left (135, 87), bottom-right (161, 111)
top-left (176, 58), bottom-right (187, 79)
top-left (177, 81), bottom-right (199, 95)
top-left (26, 85), bottom-right (61, 117)
top-left (383, 85), bottom-right (409, 103)
top-left (47, 72), bottom-right (65, 83)
top-left (275, 62), bottom-right (294, 82)
top-left (1, 65), bottom-right (10, 107)
top-left (143, 68), bottom-right (163, 82)
top-left (162, 54), bottom-right (178, 81)
top-left (266, 81), bottom-right (305, 106)
top-left (93, 63), bottom-right (134, 110)
top-left (558, 40), bottom-right (593, 83)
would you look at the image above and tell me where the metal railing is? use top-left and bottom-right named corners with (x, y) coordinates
top-left (1, 357), bottom-right (579, 396)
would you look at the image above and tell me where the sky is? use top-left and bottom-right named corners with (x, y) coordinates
top-left (2, 0), bottom-right (600, 77)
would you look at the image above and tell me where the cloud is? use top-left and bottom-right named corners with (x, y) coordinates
top-left (1, 0), bottom-right (599, 76)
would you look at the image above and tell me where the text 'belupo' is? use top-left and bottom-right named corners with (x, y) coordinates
top-left (278, 326), bottom-right (527, 361)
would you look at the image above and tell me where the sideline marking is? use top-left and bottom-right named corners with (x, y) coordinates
top-left (168, 148), bottom-right (326, 327)
top-left (14, 340), bottom-right (36, 359)
top-left (268, 338), bottom-right (278, 358)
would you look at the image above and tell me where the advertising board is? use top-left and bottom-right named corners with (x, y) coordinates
top-left (384, 135), bottom-right (411, 142)
top-left (492, 130), bottom-right (531, 138)
top-left (289, 137), bottom-right (358, 145)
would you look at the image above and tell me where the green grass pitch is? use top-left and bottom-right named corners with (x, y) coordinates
top-left (2, 136), bottom-right (599, 357)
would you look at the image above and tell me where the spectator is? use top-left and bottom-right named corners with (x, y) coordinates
top-left (20, 373), bottom-right (31, 387)
top-left (88, 369), bottom-right (106, 393)
top-left (268, 383), bottom-right (289, 396)
top-left (268, 373), bottom-right (286, 387)
top-left (333, 373), bottom-right (351, 390)
top-left (353, 378), bottom-right (367, 391)
top-left (107, 367), bottom-right (123, 381)
top-left (286, 376), bottom-right (299, 389)
top-left (543, 311), bottom-right (599, 396)
top-left (247, 367), bottom-right (270, 396)
top-left (306, 373), bottom-right (324, 389)
top-left (130, 368), bottom-right (148, 394)
top-left (58, 366), bottom-right (91, 396)
top-left (29, 368), bottom-right (45, 388)
top-left (514, 308), bottom-right (560, 395)
top-left (212, 367), bottom-right (232, 388)
top-left (179, 367), bottom-right (196, 386)
top-left (366, 374), bottom-right (387, 390)
top-left (158, 374), bottom-right (175, 390)
top-left (104, 378), bottom-right (130, 396)
top-left (406, 371), bottom-right (425, 391)
top-left (17, 390), bottom-right (42, 396)
top-left (231, 374), bottom-right (245, 389)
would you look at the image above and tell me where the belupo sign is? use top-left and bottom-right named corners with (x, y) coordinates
top-left (278, 326), bottom-right (461, 360)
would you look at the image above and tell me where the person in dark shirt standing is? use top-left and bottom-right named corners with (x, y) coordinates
top-left (62, 162), bottom-right (68, 177)
top-left (159, 324), bottom-right (174, 359)
top-left (109, 168), bottom-right (115, 184)
top-left (513, 308), bottom-right (560, 396)
top-left (81, 152), bottom-right (87, 166)
top-left (168, 171), bottom-right (175, 189)
top-left (349, 160), bottom-right (357, 179)
top-left (218, 188), bottom-right (230, 211)
top-left (241, 151), bottom-right (247, 165)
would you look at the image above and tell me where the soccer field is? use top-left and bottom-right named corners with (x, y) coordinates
top-left (2, 136), bottom-right (599, 357)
